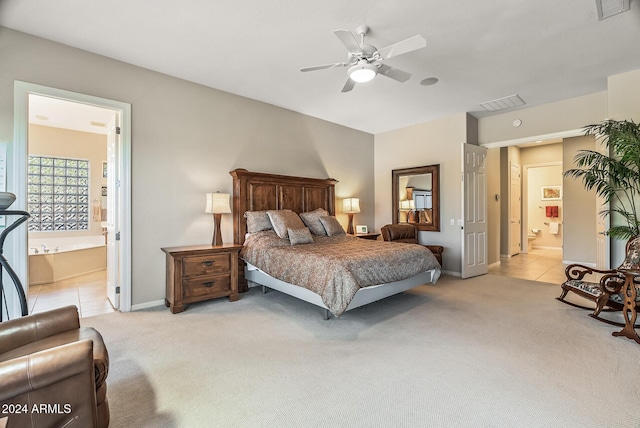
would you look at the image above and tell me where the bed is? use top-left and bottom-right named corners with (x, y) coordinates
top-left (230, 168), bottom-right (441, 318)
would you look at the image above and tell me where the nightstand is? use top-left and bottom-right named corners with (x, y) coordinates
top-left (352, 232), bottom-right (380, 240)
top-left (162, 244), bottom-right (242, 314)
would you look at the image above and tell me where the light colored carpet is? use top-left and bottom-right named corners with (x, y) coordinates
top-left (82, 274), bottom-right (640, 428)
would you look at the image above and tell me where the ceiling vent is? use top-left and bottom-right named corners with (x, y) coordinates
top-left (479, 94), bottom-right (525, 112)
top-left (595, 0), bottom-right (630, 20)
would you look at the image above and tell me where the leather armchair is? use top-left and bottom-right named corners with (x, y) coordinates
top-left (381, 223), bottom-right (443, 266)
top-left (0, 306), bottom-right (109, 428)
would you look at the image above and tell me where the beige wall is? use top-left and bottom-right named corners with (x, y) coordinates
top-left (1, 27), bottom-right (374, 307)
top-left (28, 125), bottom-right (107, 239)
top-left (374, 113), bottom-right (468, 274)
top-left (608, 70), bottom-right (640, 264)
top-left (486, 147), bottom-right (501, 266)
top-left (608, 70), bottom-right (640, 121)
top-left (562, 135), bottom-right (596, 264)
top-left (478, 92), bottom-right (608, 145)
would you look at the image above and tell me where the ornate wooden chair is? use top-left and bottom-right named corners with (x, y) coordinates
top-left (557, 237), bottom-right (640, 326)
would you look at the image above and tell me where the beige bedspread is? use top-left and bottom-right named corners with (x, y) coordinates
top-left (241, 231), bottom-right (440, 316)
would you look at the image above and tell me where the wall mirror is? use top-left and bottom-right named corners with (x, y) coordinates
top-left (392, 164), bottom-right (440, 231)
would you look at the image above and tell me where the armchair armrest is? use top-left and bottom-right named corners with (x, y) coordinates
top-left (0, 340), bottom-right (94, 402)
top-left (0, 340), bottom-right (98, 428)
top-left (564, 264), bottom-right (618, 281)
top-left (0, 306), bottom-right (80, 355)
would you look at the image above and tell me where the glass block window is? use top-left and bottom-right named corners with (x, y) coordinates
top-left (28, 156), bottom-right (90, 232)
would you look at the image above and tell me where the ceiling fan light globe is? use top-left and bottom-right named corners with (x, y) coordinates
top-left (348, 62), bottom-right (377, 83)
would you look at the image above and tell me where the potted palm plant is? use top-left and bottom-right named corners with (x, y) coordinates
top-left (564, 119), bottom-right (640, 241)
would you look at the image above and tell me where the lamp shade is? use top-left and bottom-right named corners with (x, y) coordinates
top-left (342, 198), bottom-right (361, 214)
top-left (205, 192), bottom-right (231, 214)
top-left (400, 199), bottom-right (415, 210)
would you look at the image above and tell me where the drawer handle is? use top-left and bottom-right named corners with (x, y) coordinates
top-left (203, 281), bottom-right (216, 287)
top-left (203, 261), bottom-right (215, 267)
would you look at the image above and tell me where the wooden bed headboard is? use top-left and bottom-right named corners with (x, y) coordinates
top-left (229, 169), bottom-right (338, 245)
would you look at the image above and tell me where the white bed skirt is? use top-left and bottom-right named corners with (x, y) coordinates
top-left (245, 263), bottom-right (440, 318)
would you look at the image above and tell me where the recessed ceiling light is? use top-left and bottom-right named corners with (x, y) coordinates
top-left (420, 77), bottom-right (439, 86)
top-left (35, 115), bottom-right (48, 120)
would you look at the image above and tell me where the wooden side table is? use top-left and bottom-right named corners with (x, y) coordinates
top-left (352, 232), bottom-right (380, 240)
top-left (162, 244), bottom-right (242, 314)
top-left (613, 269), bottom-right (640, 344)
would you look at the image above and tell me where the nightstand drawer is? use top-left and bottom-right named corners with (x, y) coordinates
top-left (183, 274), bottom-right (231, 299)
top-left (183, 254), bottom-right (230, 277)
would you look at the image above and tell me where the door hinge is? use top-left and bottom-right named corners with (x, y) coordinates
top-left (116, 126), bottom-right (121, 135)
top-left (116, 232), bottom-right (121, 241)
top-left (115, 286), bottom-right (120, 293)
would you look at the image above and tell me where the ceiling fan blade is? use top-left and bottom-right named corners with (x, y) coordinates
top-left (377, 35), bottom-right (426, 60)
top-left (377, 64), bottom-right (411, 82)
top-left (300, 62), bottom-right (347, 72)
top-left (341, 78), bottom-right (356, 93)
top-left (334, 29), bottom-right (362, 54)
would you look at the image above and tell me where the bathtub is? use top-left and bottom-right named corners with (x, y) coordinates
top-left (29, 236), bottom-right (107, 285)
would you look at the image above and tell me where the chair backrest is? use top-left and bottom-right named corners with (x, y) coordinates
top-left (381, 224), bottom-right (418, 244)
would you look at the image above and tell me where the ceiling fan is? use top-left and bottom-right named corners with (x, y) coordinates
top-left (300, 26), bottom-right (426, 93)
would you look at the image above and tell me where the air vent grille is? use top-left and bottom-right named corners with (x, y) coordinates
top-left (479, 94), bottom-right (525, 112)
top-left (596, 0), bottom-right (630, 20)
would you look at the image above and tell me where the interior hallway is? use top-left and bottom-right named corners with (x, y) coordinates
top-left (488, 248), bottom-right (566, 284)
top-left (28, 270), bottom-right (115, 318)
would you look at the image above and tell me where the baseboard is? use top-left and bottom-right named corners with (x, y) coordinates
top-left (531, 245), bottom-right (562, 250)
top-left (488, 261), bottom-right (501, 269)
top-left (441, 270), bottom-right (461, 277)
top-left (563, 260), bottom-right (595, 268)
top-left (131, 299), bottom-right (165, 311)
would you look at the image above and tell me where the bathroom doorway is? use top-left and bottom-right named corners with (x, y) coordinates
top-left (522, 161), bottom-right (563, 257)
top-left (27, 95), bottom-right (115, 317)
top-left (12, 81), bottom-right (132, 319)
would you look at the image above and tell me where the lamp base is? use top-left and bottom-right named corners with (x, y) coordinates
top-left (347, 213), bottom-right (355, 235)
top-left (212, 213), bottom-right (223, 246)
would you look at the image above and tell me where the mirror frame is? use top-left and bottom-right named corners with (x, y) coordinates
top-left (392, 164), bottom-right (440, 232)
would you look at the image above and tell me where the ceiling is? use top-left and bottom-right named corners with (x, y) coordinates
top-left (2, 0), bottom-right (639, 135)
top-left (29, 95), bottom-right (115, 135)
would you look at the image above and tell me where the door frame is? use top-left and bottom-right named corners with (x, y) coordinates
top-left (12, 81), bottom-right (132, 316)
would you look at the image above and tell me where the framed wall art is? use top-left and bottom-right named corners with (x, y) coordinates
top-left (541, 185), bottom-right (562, 200)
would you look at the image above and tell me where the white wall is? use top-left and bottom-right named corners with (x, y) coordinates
top-left (375, 113), bottom-right (468, 274)
top-left (0, 27), bottom-right (374, 307)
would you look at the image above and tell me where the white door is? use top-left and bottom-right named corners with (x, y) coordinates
top-left (509, 163), bottom-right (522, 256)
top-left (106, 114), bottom-right (120, 309)
top-left (462, 143), bottom-right (488, 279)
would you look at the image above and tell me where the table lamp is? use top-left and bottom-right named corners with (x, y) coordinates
top-left (205, 192), bottom-right (231, 246)
top-left (342, 197), bottom-right (360, 235)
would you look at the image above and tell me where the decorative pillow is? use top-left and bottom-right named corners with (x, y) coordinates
top-left (244, 211), bottom-right (272, 233)
top-left (288, 227), bottom-right (314, 245)
top-left (299, 208), bottom-right (329, 236)
top-left (266, 210), bottom-right (305, 239)
top-left (319, 215), bottom-right (346, 236)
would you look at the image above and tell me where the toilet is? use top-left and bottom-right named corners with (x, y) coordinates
top-left (528, 229), bottom-right (540, 250)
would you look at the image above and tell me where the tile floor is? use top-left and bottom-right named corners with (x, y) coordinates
top-left (488, 248), bottom-right (567, 284)
top-left (28, 269), bottom-right (115, 318)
